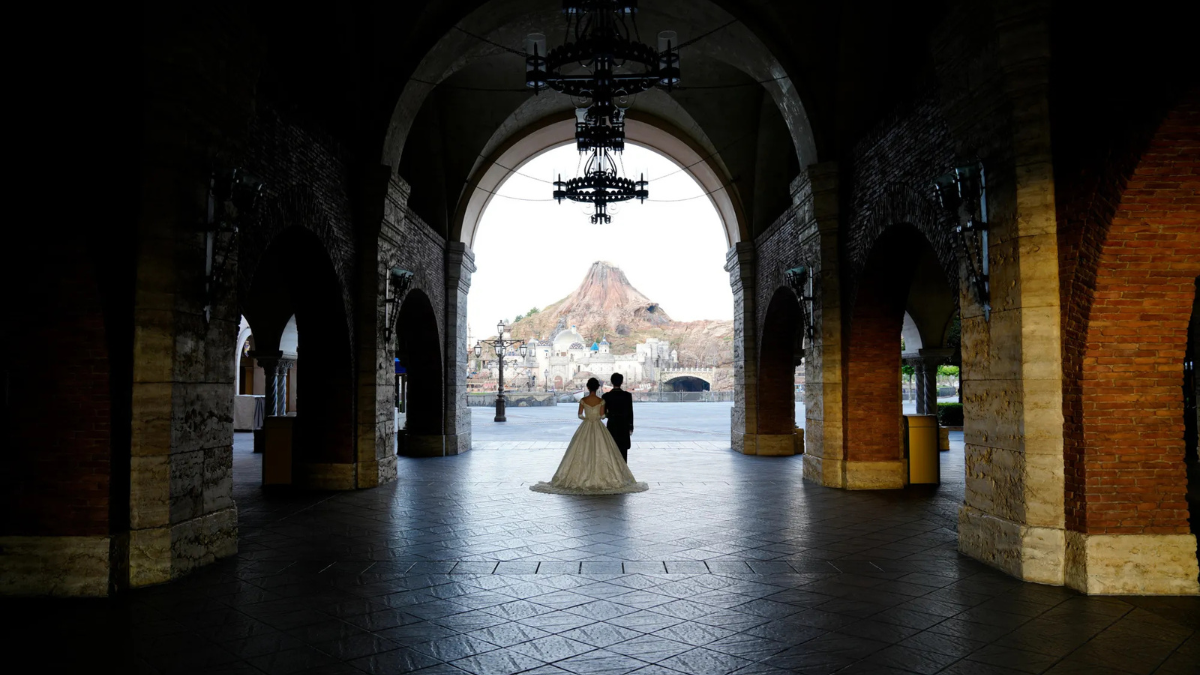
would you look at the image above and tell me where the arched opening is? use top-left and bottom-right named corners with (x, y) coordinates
top-left (758, 287), bottom-right (804, 456)
top-left (663, 376), bottom-right (710, 393)
top-left (395, 290), bottom-right (445, 457)
top-left (242, 227), bottom-right (355, 488)
top-left (844, 225), bottom-right (958, 489)
top-left (462, 139), bottom-right (736, 437)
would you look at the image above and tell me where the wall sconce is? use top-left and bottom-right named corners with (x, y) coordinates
top-left (383, 268), bottom-right (414, 343)
top-left (204, 168), bottom-right (263, 323)
top-left (785, 266), bottom-right (816, 339)
top-left (933, 162), bottom-right (989, 321)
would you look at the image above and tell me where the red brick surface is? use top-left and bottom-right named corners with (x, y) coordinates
top-left (845, 226), bottom-right (926, 463)
top-left (2, 246), bottom-right (112, 537)
top-left (1066, 101), bottom-right (1200, 534)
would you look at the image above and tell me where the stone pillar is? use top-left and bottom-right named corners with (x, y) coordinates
top-left (727, 242), bottom-right (758, 454)
top-left (955, 8), bottom-right (1067, 586)
top-left (354, 167), bottom-right (409, 488)
top-left (252, 352), bottom-right (293, 417)
top-left (914, 363), bottom-right (930, 415)
top-left (798, 163), bottom-right (847, 487)
top-left (444, 242), bottom-right (476, 456)
top-left (916, 348), bottom-right (952, 415)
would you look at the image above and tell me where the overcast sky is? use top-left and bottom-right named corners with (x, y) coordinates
top-left (468, 143), bottom-right (734, 341)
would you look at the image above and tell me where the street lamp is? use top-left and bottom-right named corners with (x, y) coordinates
top-left (475, 320), bottom-right (526, 422)
top-left (544, 368), bottom-right (550, 392)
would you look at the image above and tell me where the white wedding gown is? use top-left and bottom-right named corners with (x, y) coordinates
top-left (530, 402), bottom-right (649, 495)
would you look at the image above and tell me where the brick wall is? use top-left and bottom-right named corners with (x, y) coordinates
top-left (2, 244), bottom-right (111, 537)
top-left (844, 227), bottom-right (924, 462)
top-left (239, 104), bottom-right (359, 359)
top-left (843, 88), bottom-right (959, 311)
top-left (1065, 101), bottom-right (1200, 534)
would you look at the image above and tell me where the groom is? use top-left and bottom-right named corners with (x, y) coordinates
top-left (603, 373), bottom-right (634, 462)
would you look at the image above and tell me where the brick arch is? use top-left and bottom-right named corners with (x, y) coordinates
top-left (1065, 100), bottom-right (1200, 536)
top-left (843, 224), bottom-right (945, 486)
top-left (847, 184), bottom-right (959, 308)
top-left (238, 185), bottom-right (357, 357)
top-left (758, 287), bottom-right (804, 438)
top-left (396, 289), bottom-right (445, 448)
top-left (244, 227), bottom-right (358, 485)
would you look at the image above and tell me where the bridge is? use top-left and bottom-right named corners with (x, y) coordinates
top-left (658, 367), bottom-right (717, 392)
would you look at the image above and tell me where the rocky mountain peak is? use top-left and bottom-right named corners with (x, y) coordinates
top-left (556, 261), bottom-right (669, 322)
top-left (508, 262), bottom-right (731, 371)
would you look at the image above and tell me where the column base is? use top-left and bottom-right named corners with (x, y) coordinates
top-left (803, 454), bottom-right (844, 487)
top-left (444, 434), bottom-right (470, 456)
top-left (401, 434), bottom-right (447, 457)
top-left (295, 462), bottom-right (356, 490)
top-left (130, 505), bottom-right (238, 588)
top-left (0, 535), bottom-right (116, 597)
top-left (958, 505), bottom-right (1065, 585)
top-left (738, 433), bottom-right (798, 456)
top-left (803, 456), bottom-right (906, 489)
top-left (1065, 531), bottom-right (1199, 595)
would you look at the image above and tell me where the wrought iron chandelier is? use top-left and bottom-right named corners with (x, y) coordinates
top-left (526, 0), bottom-right (680, 223)
top-left (553, 148), bottom-right (648, 224)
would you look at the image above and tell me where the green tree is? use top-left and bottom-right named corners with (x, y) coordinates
top-left (937, 365), bottom-right (960, 377)
top-left (527, 306), bottom-right (540, 316)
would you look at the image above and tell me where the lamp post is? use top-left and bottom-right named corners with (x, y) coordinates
top-left (475, 320), bottom-right (526, 422)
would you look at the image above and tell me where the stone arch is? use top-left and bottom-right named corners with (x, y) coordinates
top-left (848, 183), bottom-right (959, 307)
top-left (243, 227), bottom-right (357, 489)
top-left (843, 224), bottom-right (950, 489)
top-left (395, 289), bottom-right (446, 456)
top-left (240, 185), bottom-right (357, 357)
top-left (452, 113), bottom-right (747, 248)
top-left (756, 286), bottom-right (804, 456)
top-left (663, 375), bottom-right (712, 392)
top-left (1061, 100), bottom-right (1200, 594)
top-left (380, 0), bottom-right (820, 175)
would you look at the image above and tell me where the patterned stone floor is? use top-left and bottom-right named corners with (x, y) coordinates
top-left (5, 433), bottom-right (1198, 674)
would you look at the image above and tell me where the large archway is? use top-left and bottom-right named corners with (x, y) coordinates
top-left (395, 290), bottom-right (445, 457)
top-left (842, 225), bottom-right (958, 489)
top-left (1061, 100), bottom-right (1200, 594)
top-left (758, 287), bottom-right (805, 456)
top-left (242, 227), bottom-right (356, 489)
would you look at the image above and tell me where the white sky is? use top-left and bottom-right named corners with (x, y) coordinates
top-left (468, 143), bottom-right (734, 341)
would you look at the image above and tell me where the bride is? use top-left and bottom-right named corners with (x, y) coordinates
top-left (530, 378), bottom-right (649, 495)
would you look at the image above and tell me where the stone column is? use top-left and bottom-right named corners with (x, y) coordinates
top-left (252, 352), bottom-right (293, 417)
top-left (955, 7), bottom-right (1067, 586)
top-left (916, 349), bottom-right (952, 415)
top-left (727, 242), bottom-right (758, 454)
top-left (798, 163), bottom-right (847, 487)
top-left (914, 362), bottom-right (929, 415)
top-left (444, 242), bottom-right (476, 456)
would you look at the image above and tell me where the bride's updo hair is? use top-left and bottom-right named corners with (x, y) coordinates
top-left (586, 377), bottom-right (600, 393)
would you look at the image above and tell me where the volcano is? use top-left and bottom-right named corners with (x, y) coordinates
top-left (507, 261), bottom-right (733, 370)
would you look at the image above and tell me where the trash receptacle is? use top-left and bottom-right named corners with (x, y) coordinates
top-left (905, 414), bottom-right (939, 485)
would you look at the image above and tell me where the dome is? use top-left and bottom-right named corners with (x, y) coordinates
top-left (569, 342), bottom-right (585, 350)
top-left (553, 325), bottom-right (585, 350)
top-left (590, 342), bottom-right (599, 351)
top-left (600, 335), bottom-right (609, 345)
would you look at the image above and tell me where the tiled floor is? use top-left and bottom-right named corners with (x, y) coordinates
top-left (6, 434), bottom-right (1198, 674)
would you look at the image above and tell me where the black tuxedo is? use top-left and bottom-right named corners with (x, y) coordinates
top-left (602, 388), bottom-right (634, 461)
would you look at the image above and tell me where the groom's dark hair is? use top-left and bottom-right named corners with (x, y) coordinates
top-left (610, 373), bottom-right (624, 387)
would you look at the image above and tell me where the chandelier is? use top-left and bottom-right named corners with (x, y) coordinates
top-left (553, 149), bottom-right (648, 224)
top-left (526, 1), bottom-right (680, 222)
